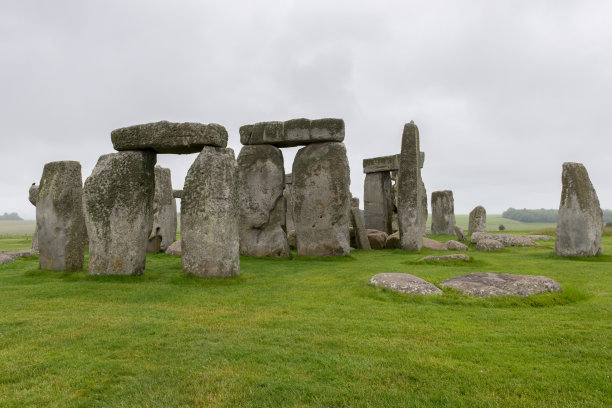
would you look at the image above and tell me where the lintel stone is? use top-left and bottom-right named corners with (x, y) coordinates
top-left (240, 118), bottom-right (344, 147)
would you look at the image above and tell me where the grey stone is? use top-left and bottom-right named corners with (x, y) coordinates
top-left (369, 273), bottom-right (442, 295)
top-left (0, 254), bottom-right (14, 265)
top-left (476, 239), bottom-right (505, 251)
top-left (363, 155), bottom-right (399, 174)
top-left (292, 142), bottom-right (351, 256)
top-left (385, 231), bottom-right (401, 249)
top-left (350, 208), bottom-right (371, 250)
top-left (182, 146), bottom-right (240, 277)
top-left (555, 162), bottom-right (604, 257)
top-left (28, 184), bottom-right (39, 251)
top-left (454, 225), bottom-right (467, 242)
top-left (172, 189), bottom-right (183, 199)
top-left (240, 118), bottom-right (344, 147)
top-left (471, 232), bottom-right (538, 247)
top-left (1, 249), bottom-right (38, 261)
top-left (111, 120), bottom-right (228, 153)
top-left (397, 122), bottom-right (423, 250)
top-left (419, 254), bottom-right (470, 261)
top-left (367, 229), bottom-right (388, 249)
top-left (440, 272), bottom-right (562, 297)
top-left (419, 179), bottom-right (428, 235)
top-left (165, 240), bottom-right (181, 255)
top-left (351, 197), bottom-right (360, 208)
top-left (83, 151), bottom-right (156, 275)
top-left (147, 166), bottom-right (177, 253)
top-left (431, 190), bottom-right (456, 235)
top-left (284, 174), bottom-right (295, 232)
top-left (364, 172), bottom-right (394, 234)
top-left (422, 237), bottom-right (448, 251)
top-left (287, 229), bottom-right (297, 250)
top-left (524, 235), bottom-right (553, 241)
top-left (446, 240), bottom-right (468, 251)
top-left (37, 161), bottom-right (86, 271)
top-left (468, 205), bottom-right (487, 235)
top-left (238, 145), bottom-right (289, 258)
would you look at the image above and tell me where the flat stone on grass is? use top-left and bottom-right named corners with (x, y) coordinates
top-left (419, 254), bottom-right (470, 262)
top-left (369, 273), bottom-right (442, 296)
top-left (440, 272), bottom-right (562, 297)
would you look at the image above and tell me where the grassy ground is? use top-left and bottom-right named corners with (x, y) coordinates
top-left (0, 220), bottom-right (36, 235)
top-left (0, 232), bottom-right (610, 407)
top-left (428, 215), bottom-right (556, 232)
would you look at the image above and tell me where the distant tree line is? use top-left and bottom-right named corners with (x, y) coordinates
top-left (0, 212), bottom-right (23, 220)
top-left (502, 208), bottom-right (612, 223)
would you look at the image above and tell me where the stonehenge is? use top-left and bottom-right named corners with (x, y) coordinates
top-left (147, 166), bottom-right (177, 253)
top-left (431, 190), bottom-right (456, 235)
top-left (468, 206), bottom-right (487, 235)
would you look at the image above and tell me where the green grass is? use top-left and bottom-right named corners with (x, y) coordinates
top-left (0, 220), bottom-right (36, 235)
top-left (0, 233), bottom-right (611, 407)
top-left (431, 214), bottom-right (556, 232)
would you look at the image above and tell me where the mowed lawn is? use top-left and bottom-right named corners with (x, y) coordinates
top-left (0, 231), bottom-right (610, 407)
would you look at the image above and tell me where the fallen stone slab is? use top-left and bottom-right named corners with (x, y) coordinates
top-left (422, 237), bottom-right (447, 251)
top-left (476, 239), bottom-right (504, 251)
top-left (369, 273), bottom-right (442, 295)
top-left (385, 231), bottom-right (401, 249)
top-left (445, 240), bottom-right (468, 251)
top-left (0, 254), bottom-right (14, 265)
top-left (471, 232), bottom-right (538, 247)
top-left (165, 240), bottom-right (181, 255)
top-left (454, 225), bottom-right (467, 242)
top-left (524, 235), bottom-right (553, 241)
top-left (439, 272), bottom-right (562, 297)
top-left (367, 229), bottom-right (388, 250)
top-left (111, 121), bottom-right (228, 153)
top-left (419, 254), bottom-right (470, 262)
top-left (1, 249), bottom-right (38, 260)
top-left (240, 118), bottom-right (344, 147)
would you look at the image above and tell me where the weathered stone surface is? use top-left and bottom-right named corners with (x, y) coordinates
top-left (419, 179), bottom-right (428, 235)
top-left (419, 254), bottom-right (470, 262)
top-left (364, 172), bottom-right (394, 234)
top-left (287, 229), bottom-right (297, 250)
top-left (446, 240), bottom-right (468, 251)
top-left (37, 161), bottom-right (86, 271)
top-left (83, 151), bottom-right (156, 275)
top-left (440, 272), bottom-right (562, 297)
top-left (431, 190), bottom-right (455, 235)
top-left (350, 208), bottom-right (371, 250)
top-left (471, 232), bottom-right (538, 247)
top-left (369, 273), bottom-right (442, 295)
top-left (111, 121), bottom-right (228, 153)
top-left (397, 122), bottom-right (423, 250)
top-left (29, 184), bottom-right (39, 250)
top-left (0, 254), bottom-right (13, 265)
top-left (240, 118), bottom-right (344, 147)
top-left (165, 240), bottom-right (181, 255)
top-left (555, 162), bottom-right (604, 257)
top-left (238, 145), bottom-right (289, 258)
top-left (292, 142), bottom-right (351, 256)
top-left (147, 166), bottom-right (177, 253)
top-left (476, 239), bottom-right (504, 251)
top-left (468, 205), bottom-right (487, 235)
top-left (454, 225), bottom-right (467, 242)
top-left (284, 174), bottom-right (295, 232)
top-left (367, 229), bottom-right (388, 249)
top-left (172, 189), bottom-right (183, 199)
top-left (351, 197), bottom-right (360, 208)
top-left (1, 249), bottom-right (38, 259)
top-left (385, 231), bottom-right (401, 249)
top-left (182, 146), bottom-right (240, 276)
top-left (363, 155), bottom-right (399, 174)
top-left (524, 235), bottom-right (553, 241)
top-left (422, 237), bottom-right (448, 251)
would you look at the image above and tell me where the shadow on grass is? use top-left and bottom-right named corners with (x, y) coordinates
top-left (404, 257), bottom-right (489, 268)
top-left (545, 253), bottom-right (612, 263)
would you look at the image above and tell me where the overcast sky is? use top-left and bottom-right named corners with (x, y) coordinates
top-left (1, 0), bottom-right (610, 220)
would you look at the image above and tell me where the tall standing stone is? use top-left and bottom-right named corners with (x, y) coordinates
top-left (555, 162), bottom-right (603, 257)
top-left (364, 172), bottom-right (393, 234)
top-left (350, 207), bottom-right (372, 250)
top-left (238, 145), bottom-right (290, 258)
top-left (182, 146), bottom-right (240, 276)
top-left (28, 184), bottom-right (39, 250)
top-left (431, 190), bottom-right (456, 235)
top-left (147, 166), bottom-right (177, 253)
top-left (468, 206), bottom-right (487, 235)
top-left (37, 161), bottom-right (86, 270)
top-left (293, 142), bottom-right (351, 256)
top-left (83, 151), bottom-right (156, 275)
top-left (284, 174), bottom-right (294, 232)
top-left (397, 122), bottom-right (423, 250)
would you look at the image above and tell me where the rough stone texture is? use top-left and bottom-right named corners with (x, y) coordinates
top-left (369, 273), bottom-right (442, 296)
top-left (446, 240), bottom-right (468, 251)
top-left (555, 162), bottom-right (604, 257)
top-left (364, 172), bottom-right (394, 234)
top-left (440, 272), bottom-right (562, 297)
top-left (292, 142), bottom-right (351, 256)
top-left (83, 151), bottom-right (156, 275)
top-left (182, 146), bottom-right (240, 277)
top-left (419, 254), bottom-right (470, 262)
top-left (1, 249), bottom-right (38, 259)
top-left (419, 179), bottom-right (428, 236)
top-left (351, 197), bottom-right (360, 208)
top-left (29, 184), bottom-right (39, 250)
top-left (397, 122), bottom-right (423, 250)
top-left (422, 237), bottom-right (448, 251)
top-left (37, 161), bottom-right (86, 271)
top-left (385, 231), bottom-right (401, 249)
top-left (146, 166), bottom-right (177, 253)
top-left (172, 189), bottom-right (183, 199)
top-left (284, 174), bottom-right (294, 232)
top-left (240, 118), bottom-right (345, 147)
top-left (454, 225), bottom-right (467, 242)
top-left (431, 190), bottom-right (456, 235)
top-left (471, 232), bottom-right (538, 247)
top-left (468, 205), bottom-right (487, 235)
top-left (363, 155), bottom-right (399, 174)
top-left (476, 239), bottom-right (505, 251)
top-left (525, 235), bottom-right (553, 241)
top-left (287, 230), bottom-right (297, 250)
top-left (350, 208), bottom-right (371, 250)
top-left (367, 229), bottom-right (388, 249)
top-left (238, 145), bottom-right (289, 258)
top-left (0, 254), bottom-right (14, 265)
top-left (165, 240), bottom-right (181, 255)
top-left (111, 121), bottom-right (228, 153)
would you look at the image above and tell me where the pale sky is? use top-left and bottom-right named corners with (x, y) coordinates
top-left (1, 0), bottom-right (610, 219)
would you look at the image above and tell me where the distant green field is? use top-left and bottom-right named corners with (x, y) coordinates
top-left (0, 220), bottom-right (35, 235)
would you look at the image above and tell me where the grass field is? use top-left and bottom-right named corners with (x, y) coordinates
top-left (1, 230), bottom-right (610, 407)
top-left (0, 220), bottom-right (36, 235)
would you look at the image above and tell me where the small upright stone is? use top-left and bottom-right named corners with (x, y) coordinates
top-left (397, 122), bottom-right (423, 250)
top-left (363, 171), bottom-right (394, 234)
top-left (431, 190), bottom-right (456, 235)
top-left (555, 162), bottom-right (604, 257)
top-left (468, 206), bottom-right (487, 235)
top-left (83, 151), bottom-right (156, 275)
top-left (454, 225), bottom-right (467, 242)
top-left (147, 166), bottom-right (177, 253)
top-left (37, 161), bottom-right (86, 270)
top-left (182, 146), bottom-right (240, 276)
top-left (350, 208), bottom-right (371, 250)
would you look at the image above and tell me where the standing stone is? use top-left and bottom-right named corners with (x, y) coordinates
top-left (83, 151), bottom-right (156, 275)
top-left (454, 225), bottom-right (467, 242)
top-left (147, 166), bottom-right (177, 253)
top-left (28, 184), bottom-right (39, 250)
top-left (431, 190), bottom-right (456, 235)
top-left (364, 172), bottom-right (394, 234)
top-left (293, 142), bottom-right (351, 256)
top-left (419, 179), bottom-right (428, 235)
top-left (238, 145), bottom-right (289, 258)
top-left (37, 161), bottom-right (86, 271)
top-left (351, 197), bottom-right (360, 208)
top-left (468, 206), bottom-right (487, 235)
top-left (284, 174), bottom-right (295, 232)
top-left (555, 162), bottom-right (603, 257)
top-left (397, 122), bottom-right (423, 250)
top-left (350, 207), bottom-right (371, 250)
top-left (182, 146), bottom-right (240, 276)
